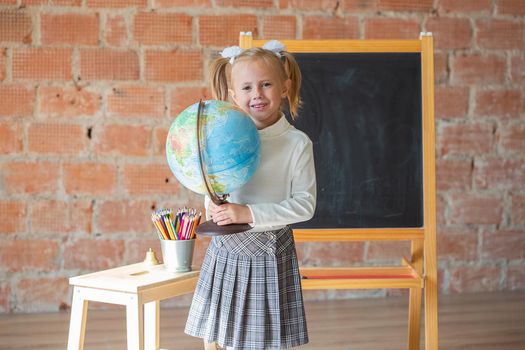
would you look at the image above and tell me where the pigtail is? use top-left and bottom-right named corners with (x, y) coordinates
top-left (208, 57), bottom-right (230, 101)
top-left (281, 51), bottom-right (302, 120)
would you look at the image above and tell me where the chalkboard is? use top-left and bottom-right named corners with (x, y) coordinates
top-left (286, 53), bottom-right (423, 229)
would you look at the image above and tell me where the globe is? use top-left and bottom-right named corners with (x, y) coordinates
top-left (166, 100), bottom-right (260, 198)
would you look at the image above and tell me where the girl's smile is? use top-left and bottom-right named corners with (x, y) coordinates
top-left (229, 59), bottom-right (291, 129)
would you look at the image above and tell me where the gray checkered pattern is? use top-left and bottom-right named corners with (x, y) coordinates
top-left (185, 226), bottom-right (308, 349)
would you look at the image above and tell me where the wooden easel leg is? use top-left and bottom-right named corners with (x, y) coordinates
top-left (67, 287), bottom-right (88, 350)
top-left (425, 274), bottom-right (439, 350)
top-left (407, 240), bottom-right (424, 350)
top-left (408, 287), bottom-right (422, 350)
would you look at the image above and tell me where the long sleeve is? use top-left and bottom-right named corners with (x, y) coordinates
top-left (227, 115), bottom-right (317, 232)
top-left (247, 138), bottom-right (316, 227)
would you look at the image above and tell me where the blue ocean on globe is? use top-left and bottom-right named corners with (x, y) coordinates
top-left (166, 100), bottom-right (260, 196)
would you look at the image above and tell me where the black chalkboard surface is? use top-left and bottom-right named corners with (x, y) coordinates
top-left (286, 53), bottom-right (423, 229)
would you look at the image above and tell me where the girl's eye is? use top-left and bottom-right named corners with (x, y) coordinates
top-left (242, 86), bottom-right (251, 91)
top-left (263, 82), bottom-right (272, 87)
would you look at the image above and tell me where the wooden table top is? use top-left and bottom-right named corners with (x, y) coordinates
top-left (69, 263), bottom-right (200, 293)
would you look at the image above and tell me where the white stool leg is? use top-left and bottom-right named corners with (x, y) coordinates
top-left (126, 295), bottom-right (144, 350)
top-left (144, 301), bottom-right (159, 350)
top-left (67, 286), bottom-right (88, 350)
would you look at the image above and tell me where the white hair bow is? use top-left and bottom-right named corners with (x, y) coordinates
top-left (220, 40), bottom-right (287, 64)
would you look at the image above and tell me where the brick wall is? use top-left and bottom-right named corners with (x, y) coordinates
top-left (0, 0), bottom-right (523, 312)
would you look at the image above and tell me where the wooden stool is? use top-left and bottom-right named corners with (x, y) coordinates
top-left (67, 262), bottom-right (199, 350)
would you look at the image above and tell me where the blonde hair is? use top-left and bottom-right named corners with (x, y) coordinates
top-left (209, 47), bottom-right (302, 119)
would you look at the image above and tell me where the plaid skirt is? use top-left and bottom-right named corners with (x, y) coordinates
top-left (184, 226), bottom-right (308, 349)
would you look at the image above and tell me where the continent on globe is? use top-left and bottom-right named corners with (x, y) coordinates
top-left (166, 100), bottom-right (261, 198)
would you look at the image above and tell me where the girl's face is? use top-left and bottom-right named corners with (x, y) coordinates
top-left (229, 58), bottom-right (291, 130)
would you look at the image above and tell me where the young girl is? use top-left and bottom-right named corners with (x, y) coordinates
top-left (185, 40), bottom-right (316, 350)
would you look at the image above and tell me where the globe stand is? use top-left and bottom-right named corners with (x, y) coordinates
top-left (194, 100), bottom-right (252, 237)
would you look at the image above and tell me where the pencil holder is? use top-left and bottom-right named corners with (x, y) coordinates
top-left (160, 238), bottom-right (195, 273)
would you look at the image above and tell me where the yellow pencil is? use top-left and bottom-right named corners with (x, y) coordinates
top-left (189, 212), bottom-right (201, 240)
top-left (164, 217), bottom-right (175, 240)
top-left (153, 219), bottom-right (169, 240)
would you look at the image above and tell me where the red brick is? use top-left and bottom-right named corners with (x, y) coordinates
top-left (449, 194), bottom-right (503, 225)
top-left (96, 200), bottom-right (153, 234)
top-left (107, 85), bottom-right (165, 117)
top-left (94, 124), bottom-right (151, 156)
top-left (436, 158), bottom-right (472, 191)
top-left (365, 18), bottom-right (420, 39)
top-left (64, 239), bottom-right (125, 270)
top-left (87, 0), bottom-right (146, 7)
top-left (439, 123), bottom-right (494, 156)
top-left (304, 242), bottom-right (365, 265)
top-left (145, 50), bottom-right (202, 82)
top-left (41, 13), bottom-right (99, 46)
top-left (426, 17), bottom-right (472, 50)
top-left (366, 241), bottom-right (410, 262)
top-left (262, 16), bottom-right (296, 39)
top-left (437, 195), bottom-right (445, 225)
top-left (497, 0), bottom-right (525, 15)
top-left (4, 161), bottom-right (59, 194)
top-left (0, 283), bottom-right (9, 312)
top-left (155, 0), bottom-right (209, 6)
top-left (105, 15), bottom-right (128, 46)
top-left (0, 201), bottom-right (27, 234)
top-left (123, 163), bottom-right (180, 195)
top-left (217, 0), bottom-right (273, 7)
top-left (449, 266), bottom-right (501, 293)
top-left (0, 85), bottom-right (36, 117)
top-left (434, 52), bottom-right (448, 85)
top-left (63, 162), bottom-right (117, 195)
top-left (475, 89), bottom-right (523, 119)
top-left (477, 19), bottom-right (525, 50)
top-left (451, 55), bottom-right (505, 85)
top-left (474, 158), bottom-right (525, 190)
top-left (437, 227), bottom-right (478, 262)
top-left (39, 86), bottom-right (100, 117)
top-left (133, 12), bottom-right (192, 45)
top-left (499, 124), bottom-right (525, 155)
top-left (0, 122), bottom-right (23, 154)
top-left (17, 277), bottom-right (69, 312)
top-left (13, 48), bottom-right (72, 80)
top-left (28, 123), bottom-right (88, 155)
top-left (338, 0), bottom-right (380, 11)
top-left (511, 194), bottom-right (525, 225)
top-left (439, 0), bottom-right (492, 13)
top-left (80, 49), bottom-right (139, 81)
top-left (22, 0), bottom-right (81, 5)
top-left (378, 0), bottom-right (434, 12)
top-left (507, 266), bottom-right (525, 290)
top-left (170, 86), bottom-right (209, 117)
top-left (279, 0), bottom-right (340, 10)
top-left (0, 48), bottom-right (6, 81)
top-left (0, 9), bottom-right (32, 44)
top-left (31, 200), bottom-right (92, 234)
top-left (482, 230), bottom-right (525, 261)
top-left (435, 86), bottom-right (469, 119)
top-left (199, 15), bottom-right (257, 47)
top-left (511, 56), bottom-right (525, 84)
top-left (0, 239), bottom-right (59, 272)
top-left (153, 127), bottom-right (169, 156)
top-left (303, 16), bottom-right (359, 39)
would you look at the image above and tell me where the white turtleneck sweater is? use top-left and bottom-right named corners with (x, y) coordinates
top-left (205, 114), bottom-right (317, 232)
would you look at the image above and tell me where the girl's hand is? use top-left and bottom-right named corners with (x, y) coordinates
top-left (208, 202), bottom-right (253, 226)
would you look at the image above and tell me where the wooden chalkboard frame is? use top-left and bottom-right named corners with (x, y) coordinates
top-left (240, 33), bottom-right (438, 350)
